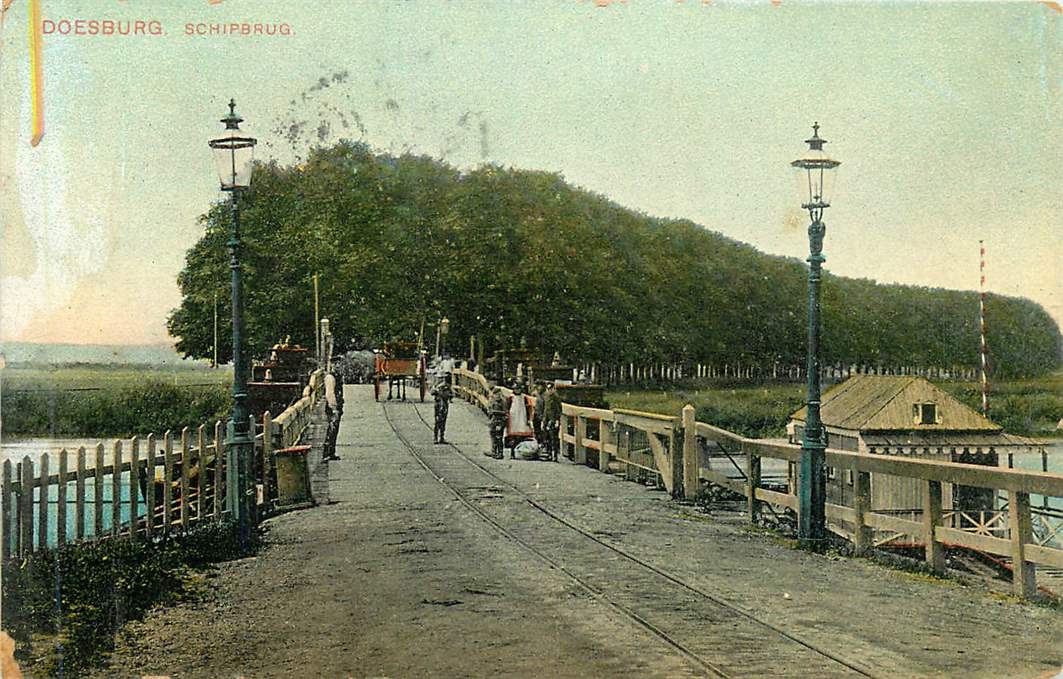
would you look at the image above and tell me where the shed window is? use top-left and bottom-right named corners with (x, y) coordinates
top-left (913, 402), bottom-right (938, 425)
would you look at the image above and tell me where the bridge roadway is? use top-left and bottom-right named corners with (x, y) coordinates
top-left (97, 385), bottom-right (1063, 678)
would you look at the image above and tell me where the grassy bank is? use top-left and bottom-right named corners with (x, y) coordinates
top-left (607, 383), bottom-right (806, 439)
top-left (2, 522), bottom-right (258, 677)
top-left (607, 373), bottom-right (1063, 439)
top-left (2, 364), bottom-right (232, 438)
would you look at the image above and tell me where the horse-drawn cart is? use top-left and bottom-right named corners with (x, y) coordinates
top-left (374, 341), bottom-right (428, 401)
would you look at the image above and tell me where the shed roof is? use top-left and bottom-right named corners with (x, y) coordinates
top-left (790, 375), bottom-right (1001, 432)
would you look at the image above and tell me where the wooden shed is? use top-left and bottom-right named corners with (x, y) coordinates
top-left (788, 375), bottom-right (1044, 518)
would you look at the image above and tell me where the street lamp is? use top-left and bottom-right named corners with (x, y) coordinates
top-left (791, 122), bottom-right (840, 546)
top-left (435, 317), bottom-right (450, 358)
top-left (209, 99), bottom-right (257, 534)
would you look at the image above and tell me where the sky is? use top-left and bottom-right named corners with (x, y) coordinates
top-left (0, 0), bottom-right (1060, 347)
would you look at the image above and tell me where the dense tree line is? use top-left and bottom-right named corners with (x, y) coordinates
top-left (168, 142), bottom-right (1062, 378)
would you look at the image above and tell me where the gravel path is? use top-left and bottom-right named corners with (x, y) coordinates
top-left (94, 386), bottom-right (1063, 678)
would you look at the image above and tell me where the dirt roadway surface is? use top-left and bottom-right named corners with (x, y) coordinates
top-left (95, 385), bottom-right (1063, 679)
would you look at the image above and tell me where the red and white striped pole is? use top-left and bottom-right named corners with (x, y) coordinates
top-left (979, 240), bottom-right (990, 417)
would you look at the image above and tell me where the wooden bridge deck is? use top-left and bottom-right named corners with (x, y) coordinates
top-left (95, 385), bottom-right (1063, 678)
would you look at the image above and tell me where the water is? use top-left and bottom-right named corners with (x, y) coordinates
top-left (2, 437), bottom-right (152, 549)
top-left (1002, 440), bottom-right (1063, 512)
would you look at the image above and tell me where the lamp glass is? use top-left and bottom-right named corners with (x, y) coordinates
top-left (210, 131), bottom-right (256, 190)
top-left (792, 148), bottom-right (839, 206)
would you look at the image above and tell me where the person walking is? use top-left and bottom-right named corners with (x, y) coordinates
top-left (486, 387), bottom-right (509, 459)
top-left (431, 374), bottom-right (454, 444)
top-left (532, 383), bottom-right (545, 446)
top-left (541, 382), bottom-right (562, 461)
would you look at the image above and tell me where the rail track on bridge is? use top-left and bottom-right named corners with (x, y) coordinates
top-left (381, 401), bottom-right (878, 679)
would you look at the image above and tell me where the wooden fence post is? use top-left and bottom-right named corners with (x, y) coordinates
top-left (743, 441), bottom-right (761, 523)
top-left (38, 453), bottom-right (50, 550)
top-left (20, 457), bottom-right (34, 555)
top-left (57, 450), bottom-right (68, 547)
top-left (852, 470), bottom-right (871, 556)
top-left (145, 435), bottom-right (156, 539)
top-left (76, 447), bottom-right (86, 541)
top-left (1008, 489), bottom-right (1036, 598)
top-left (129, 437), bottom-right (140, 537)
top-left (2, 460), bottom-right (12, 561)
top-left (112, 441), bottom-right (123, 537)
top-left (180, 427), bottom-right (191, 528)
top-left (923, 480), bottom-right (945, 574)
top-left (261, 412), bottom-right (273, 509)
top-left (215, 421), bottom-right (225, 519)
top-left (94, 444), bottom-right (104, 538)
top-left (573, 415), bottom-right (586, 464)
top-left (197, 424), bottom-right (207, 523)
top-left (163, 430), bottom-right (174, 531)
top-left (682, 405), bottom-right (698, 500)
top-left (598, 417), bottom-right (611, 472)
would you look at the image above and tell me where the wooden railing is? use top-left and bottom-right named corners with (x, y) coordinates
top-left (1, 370), bottom-right (324, 562)
top-left (558, 401), bottom-right (1063, 599)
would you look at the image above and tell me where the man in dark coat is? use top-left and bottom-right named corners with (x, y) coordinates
top-left (540, 382), bottom-right (563, 461)
top-left (431, 375), bottom-right (454, 444)
top-left (486, 387), bottom-right (509, 459)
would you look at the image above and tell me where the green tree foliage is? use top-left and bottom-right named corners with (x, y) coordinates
top-left (168, 142), bottom-right (1063, 378)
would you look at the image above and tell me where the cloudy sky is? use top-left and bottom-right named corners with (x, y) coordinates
top-left (1, 0), bottom-right (1060, 346)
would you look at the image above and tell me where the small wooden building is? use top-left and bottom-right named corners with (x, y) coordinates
top-left (788, 375), bottom-right (1044, 516)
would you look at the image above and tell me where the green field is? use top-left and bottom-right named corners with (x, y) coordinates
top-left (2, 363), bottom-right (231, 392)
top-left (1, 364), bottom-right (232, 438)
top-left (607, 373), bottom-right (1063, 439)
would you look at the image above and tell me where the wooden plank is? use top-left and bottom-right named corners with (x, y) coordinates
top-left (20, 457), bottom-right (34, 555)
top-left (37, 453), bottom-right (49, 551)
top-left (741, 439), bottom-right (802, 463)
top-left (180, 427), bottom-right (191, 528)
top-left (144, 434), bottom-right (156, 539)
top-left (1025, 544), bottom-right (1063, 570)
top-left (852, 471), bottom-right (871, 556)
top-left (935, 527), bottom-right (1011, 558)
top-left (2, 460), bottom-right (12, 561)
top-left (111, 440), bottom-right (123, 537)
top-left (699, 468), bottom-right (746, 496)
top-left (129, 437), bottom-right (140, 537)
top-left (863, 511), bottom-right (923, 535)
top-left (163, 430), bottom-right (174, 531)
top-left (56, 449), bottom-right (68, 547)
top-left (923, 480), bottom-right (946, 574)
top-left (214, 420), bottom-right (225, 519)
top-left (682, 405), bottom-right (698, 500)
top-left (94, 444), bottom-right (105, 538)
top-left (694, 421), bottom-right (744, 450)
top-left (1008, 489), bottom-right (1036, 598)
top-left (826, 448), bottom-right (1063, 497)
top-left (197, 424), bottom-right (207, 522)
top-left (825, 503), bottom-right (856, 523)
top-left (755, 487), bottom-right (798, 511)
top-left (75, 447), bottom-right (86, 541)
top-left (646, 434), bottom-right (672, 493)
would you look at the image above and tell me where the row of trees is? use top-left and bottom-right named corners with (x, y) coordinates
top-left (168, 141), bottom-right (1062, 378)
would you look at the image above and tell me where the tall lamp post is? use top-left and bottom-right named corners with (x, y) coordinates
top-left (435, 317), bottom-right (450, 359)
top-left (791, 122), bottom-right (840, 546)
top-left (209, 99), bottom-right (257, 534)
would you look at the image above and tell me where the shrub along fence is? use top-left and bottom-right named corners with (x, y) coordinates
top-left (451, 366), bottom-right (1063, 599)
top-left (1, 371), bottom-right (324, 562)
